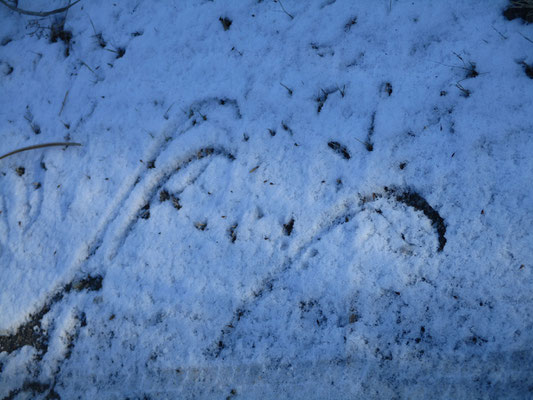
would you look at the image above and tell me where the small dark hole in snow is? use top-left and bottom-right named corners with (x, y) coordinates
top-left (159, 190), bottom-right (170, 202)
top-left (229, 224), bottom-right (238, 243)
top-left (344, 17), bottom-right (357, 32)
top-left (50, 19), bottom-right (72, 57)
top-left (3, 63), bottom-right (13, 76)
top-left (72, 274), bottom-right (103, 292)
top-left (328, 141), bottom-right (351, 159)
top-left (116, 47), bottom-right (126, 59)
top-left (195, 222), bottom-right (207, 231)
top-left (95, 33), bottom-right (106, 48)
top-left (171, 195), bottom-right (182, 210)
top-left (50, 28), bottom-right (72, 45)
top-left (521, 62), bottom-right (533, 79)
top-left (336, 178), bottom-right (343, 192)
top-left (466, 63), bottom-right (478, 79)
top-left (140, 204), bottom-right (150, 219)
top-left (283, 218), bottom-right (295, 236)
top-left (282, 122), bottom-right (293, 135)
top-left (316, 91), bottom-right (329, 113)
top-left (219, 17), bottom-right (232, 31)
top-left (384, 82), bottom-right (393, 96)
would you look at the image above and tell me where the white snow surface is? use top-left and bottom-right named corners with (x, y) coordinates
top-left (0, 0), bottom-right (532, 398)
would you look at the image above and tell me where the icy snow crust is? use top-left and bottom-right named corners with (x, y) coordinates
top-left (0, 0), bottom-right (532, 398)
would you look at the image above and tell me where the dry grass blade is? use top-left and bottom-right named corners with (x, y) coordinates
top-left (0, 142), bottom-right (81, 161)
top-left (275, 0), bottom-right (294, 20)
top-left (0, 0), bottom-right (81, 17)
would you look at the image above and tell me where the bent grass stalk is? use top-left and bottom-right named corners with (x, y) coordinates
top-left (0, 142), bottom-right (81, 161)
top-left (0, 0), bottom-right (82, 17)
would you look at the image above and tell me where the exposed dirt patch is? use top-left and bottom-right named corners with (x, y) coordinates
top-left (503, 4), bottom-right (533, 23)
top-left (0, 274), bottom-right (103, 358)
top-left (3, 381), bottom-right (57, 400)
top-left (159, 189), bottom-right (170, 202)
top-left (50, 18), bottom-right (72, 57)
top-left (385, 187), bottom-right (447, 252)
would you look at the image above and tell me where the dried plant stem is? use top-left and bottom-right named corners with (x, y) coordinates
top-left (519, 32), bottom-right (533, 44)
top-left (275, 0), bottom-right (294, 20)
top-left (58, 90), bottom-right (70, 116)
top-left (280, 82), bottom-right (293, 95)
top-left (0, 142), bottom-right (81, 161)
top-left (0, 0), bottom-right (81, 17)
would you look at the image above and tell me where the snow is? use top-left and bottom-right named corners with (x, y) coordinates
top-left (1, 0), bottom-right (532, 398)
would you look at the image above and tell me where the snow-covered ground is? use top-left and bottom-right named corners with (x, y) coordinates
top-left (1, 0), bottom-right (532, 398)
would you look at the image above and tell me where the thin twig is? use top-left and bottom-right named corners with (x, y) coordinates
top-left (275, 0), bottom-right (294, 20)
top-left (519, 32), bottom-right (533, 44)
top-left (87, 13), bottom-right (97, 35)
top-left (280, 82), bottom-right (293, 96)
top-left (452, 52), bottom-right (467, 68)
top-left (455, 82), bottom-right (470, 97)
top-left (337, 83), bottom-right (346, 97)
top-left (0, 142), bottom-right (81, 161)
top-left (163, 102), bottom-right (175, 120)
top-left (58, 90), bottom-right (69, 116)
top-left (429, 60), bottom-right (476, 73)
top-left (80, 61), bottom-right (96, 75)
top-left (354, 137), bottom-right (372, 151)
top-left (429, 60), bottom-right (463, 70)
top-left (0, 0), bottom-right (81, 17)
top-left (491, 26), bottom-right (507, 40)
